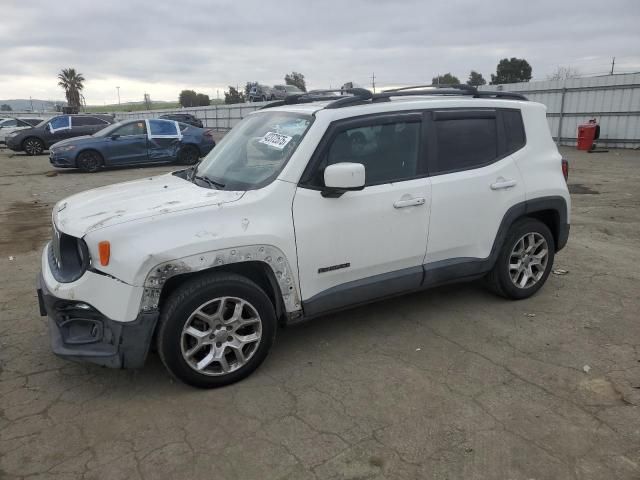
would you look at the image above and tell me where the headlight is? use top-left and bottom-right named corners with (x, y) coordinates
top-left (55, 145), bottom-right (76, 152)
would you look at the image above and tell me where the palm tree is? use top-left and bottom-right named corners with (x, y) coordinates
top-left (57, 68), bottom-right (85, 109)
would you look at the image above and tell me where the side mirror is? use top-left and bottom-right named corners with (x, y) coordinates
top-left (110, 134), bottom-right (120, 140)
top-left (322, 162), bottom-right (365, 198)
top-left (46, 124), bottom-right (52, 133)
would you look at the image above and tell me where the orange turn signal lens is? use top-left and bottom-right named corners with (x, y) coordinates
top-left (98, 241), bottom-right (110, 266)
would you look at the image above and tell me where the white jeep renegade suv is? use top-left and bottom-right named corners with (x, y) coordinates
top-left (37, 86), bottom-right (570, 388)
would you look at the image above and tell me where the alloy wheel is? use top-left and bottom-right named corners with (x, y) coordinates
top-left (25, 139), bottom-right (43, 155)
top-left (181, 296), bottom-right (262, 376)
top-left (508, 232), bottom-right (549, 289)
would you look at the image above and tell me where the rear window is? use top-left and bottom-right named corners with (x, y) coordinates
top-left (503, 110), bottom-right (526, 153)
top-left (433, 115), bottom-right (498, 174)
top-left (72, 116), bottom-right (108, 127)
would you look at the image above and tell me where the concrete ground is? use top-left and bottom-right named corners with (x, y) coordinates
top-left (0, 145), bottom-right (638, 480)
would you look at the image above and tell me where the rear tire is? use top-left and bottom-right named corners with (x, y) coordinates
top-left (23, 137), bottom-right (44, 156)
top-left (157, 273), bottom-right (277, 388)
top-left (485, 218), bottom-right (555, 299)
top-left (177, 145), bottom-right (199, 165)
top-left (76, 150), bottom-right (104, 172)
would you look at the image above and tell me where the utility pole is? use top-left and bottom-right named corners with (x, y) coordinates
top-left (29, 96), bottom-right (34, 112)
top-left (371, 72), bottom-right (376, 93)
top-left (610, 57), bottom-right (615, 75)
top-left (116, 86), bottom-right (121, 105)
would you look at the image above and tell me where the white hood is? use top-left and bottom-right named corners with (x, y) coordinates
top-left (53, 173), bottom-right (244, 237)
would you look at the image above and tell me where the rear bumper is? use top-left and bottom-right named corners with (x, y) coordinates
top-left (37, 272), bottom-right (158, 369)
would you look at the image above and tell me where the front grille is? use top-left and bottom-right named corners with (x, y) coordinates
top-left (48, 224), bottom-right (89, 283)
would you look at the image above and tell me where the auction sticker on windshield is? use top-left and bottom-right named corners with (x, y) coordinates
top-left (259, 132), bottom-right (292, 150)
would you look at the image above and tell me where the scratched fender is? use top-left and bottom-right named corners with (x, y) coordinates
top-left (140, 244), bottom-right (301, 314)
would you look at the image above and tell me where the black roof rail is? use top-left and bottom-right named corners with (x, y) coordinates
top-left (383, 84), bottom-right (476, 93)
top-left (378, 84), bottom-right (527, 101)
top-left (259, 84), bottom-right (526, 110)
top-left (260, 88), bottom-right (373, 110)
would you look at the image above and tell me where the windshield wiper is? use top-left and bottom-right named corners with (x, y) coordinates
top-left (194, 174), bottom-right (225, 189)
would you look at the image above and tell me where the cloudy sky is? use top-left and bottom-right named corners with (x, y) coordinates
top-left (1, 0), bottom-right (639, 104)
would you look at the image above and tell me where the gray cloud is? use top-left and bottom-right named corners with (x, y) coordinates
top-left (1, 0), bottom-right (639, 102)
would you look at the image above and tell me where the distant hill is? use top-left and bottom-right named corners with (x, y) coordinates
top-left (0, 99), bottom-right (65, 112)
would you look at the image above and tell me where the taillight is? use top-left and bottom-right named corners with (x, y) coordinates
top-left (204, 129), bottom-right (214, 139)
top-left (561, 158), bottom-right (569, 182)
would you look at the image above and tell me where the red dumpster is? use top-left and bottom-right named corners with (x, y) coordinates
top-left (577, 118), bottom-right (600, 151)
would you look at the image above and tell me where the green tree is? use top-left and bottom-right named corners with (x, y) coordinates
top-left (196, 93), bottom-right (210, 106)
top-left (432, 73), bottom-right (460, 85)
top-left (490, 58), bottom-right (532, 84)
top-left (0, 104), bottom-right (11, 111)
top-left (179, 89), bottom-right (198, 107)
top-left (224, 86), bottom-right (245, 104)
top-left (284, 72), bottom-right (306, 92)
top-left (57, 68), bottom-right (85, 109)
top-left (466, 71), bottom-right (487, 86)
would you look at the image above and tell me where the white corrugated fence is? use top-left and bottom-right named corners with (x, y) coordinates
top-left (481, 73), bottom-right (640, 148)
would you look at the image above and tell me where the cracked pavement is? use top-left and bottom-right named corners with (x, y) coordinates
top-left (0, 145), bottom-right (639, 479)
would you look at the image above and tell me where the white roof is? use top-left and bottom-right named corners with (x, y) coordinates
top-left (254, 95), bottom-right (538, 120)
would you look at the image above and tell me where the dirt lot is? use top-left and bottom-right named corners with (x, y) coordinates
top-left (0, 145), bottom-right (639, 480)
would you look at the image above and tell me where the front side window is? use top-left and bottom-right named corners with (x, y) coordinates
top-left (49, 116), bottom-right (70, 131)
top-left (313, 120), bottom-right (421, 186)
top-left (433, 116), bottom-right (497, 174)
top-left (148, 119), bottom-right (179, 137)
top-left (195, 111), bottom-right (312, 190)
top-left (114, 121), bottom-right (146, 136)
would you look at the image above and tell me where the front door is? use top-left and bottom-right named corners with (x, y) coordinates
top-left (103, 120), bottom-right (149, 164)
top-left (292, 113), bottom-right (431, 316)
top-left (46, 115), bottom-right (72, 145)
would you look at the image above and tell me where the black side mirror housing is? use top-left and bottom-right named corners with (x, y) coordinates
top-left (110, 134), bottom-right (120, 140)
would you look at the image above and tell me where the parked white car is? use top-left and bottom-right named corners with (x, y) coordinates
top-left (37, 86), bottom-right (570, 388)
top-left (0, 117), bottom-right (41, 143)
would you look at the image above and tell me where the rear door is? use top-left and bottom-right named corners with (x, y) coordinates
top-left (293, 112), bottom-right (431, 315)
top-left (102, 120), bottom-right (149, 165)
top-left (72, 116), bottom-right (110, 136)
top-left (424, 108), bottom-right (525, 265)
top-left (147, 119), bottom-right (182, 161)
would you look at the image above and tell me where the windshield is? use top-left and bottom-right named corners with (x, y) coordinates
top-left (285, 86), bottom-right (301, 92)
top-left (195, 111), bottom-right (313, 191)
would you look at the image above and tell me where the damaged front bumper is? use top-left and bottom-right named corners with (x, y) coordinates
top-left (49, 150), bottom-right (76, 168)
top-left (37, 273), bottom-right (158, 368)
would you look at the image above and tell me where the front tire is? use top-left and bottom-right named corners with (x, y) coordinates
top-left (23, 137), bottom-right (44, 155)
top-left (76, 150), bottom-right (104, 172)
top-left (485, 218), bottom-right (555, 299)
top-left (157, 273), bottom-right (276, 388)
